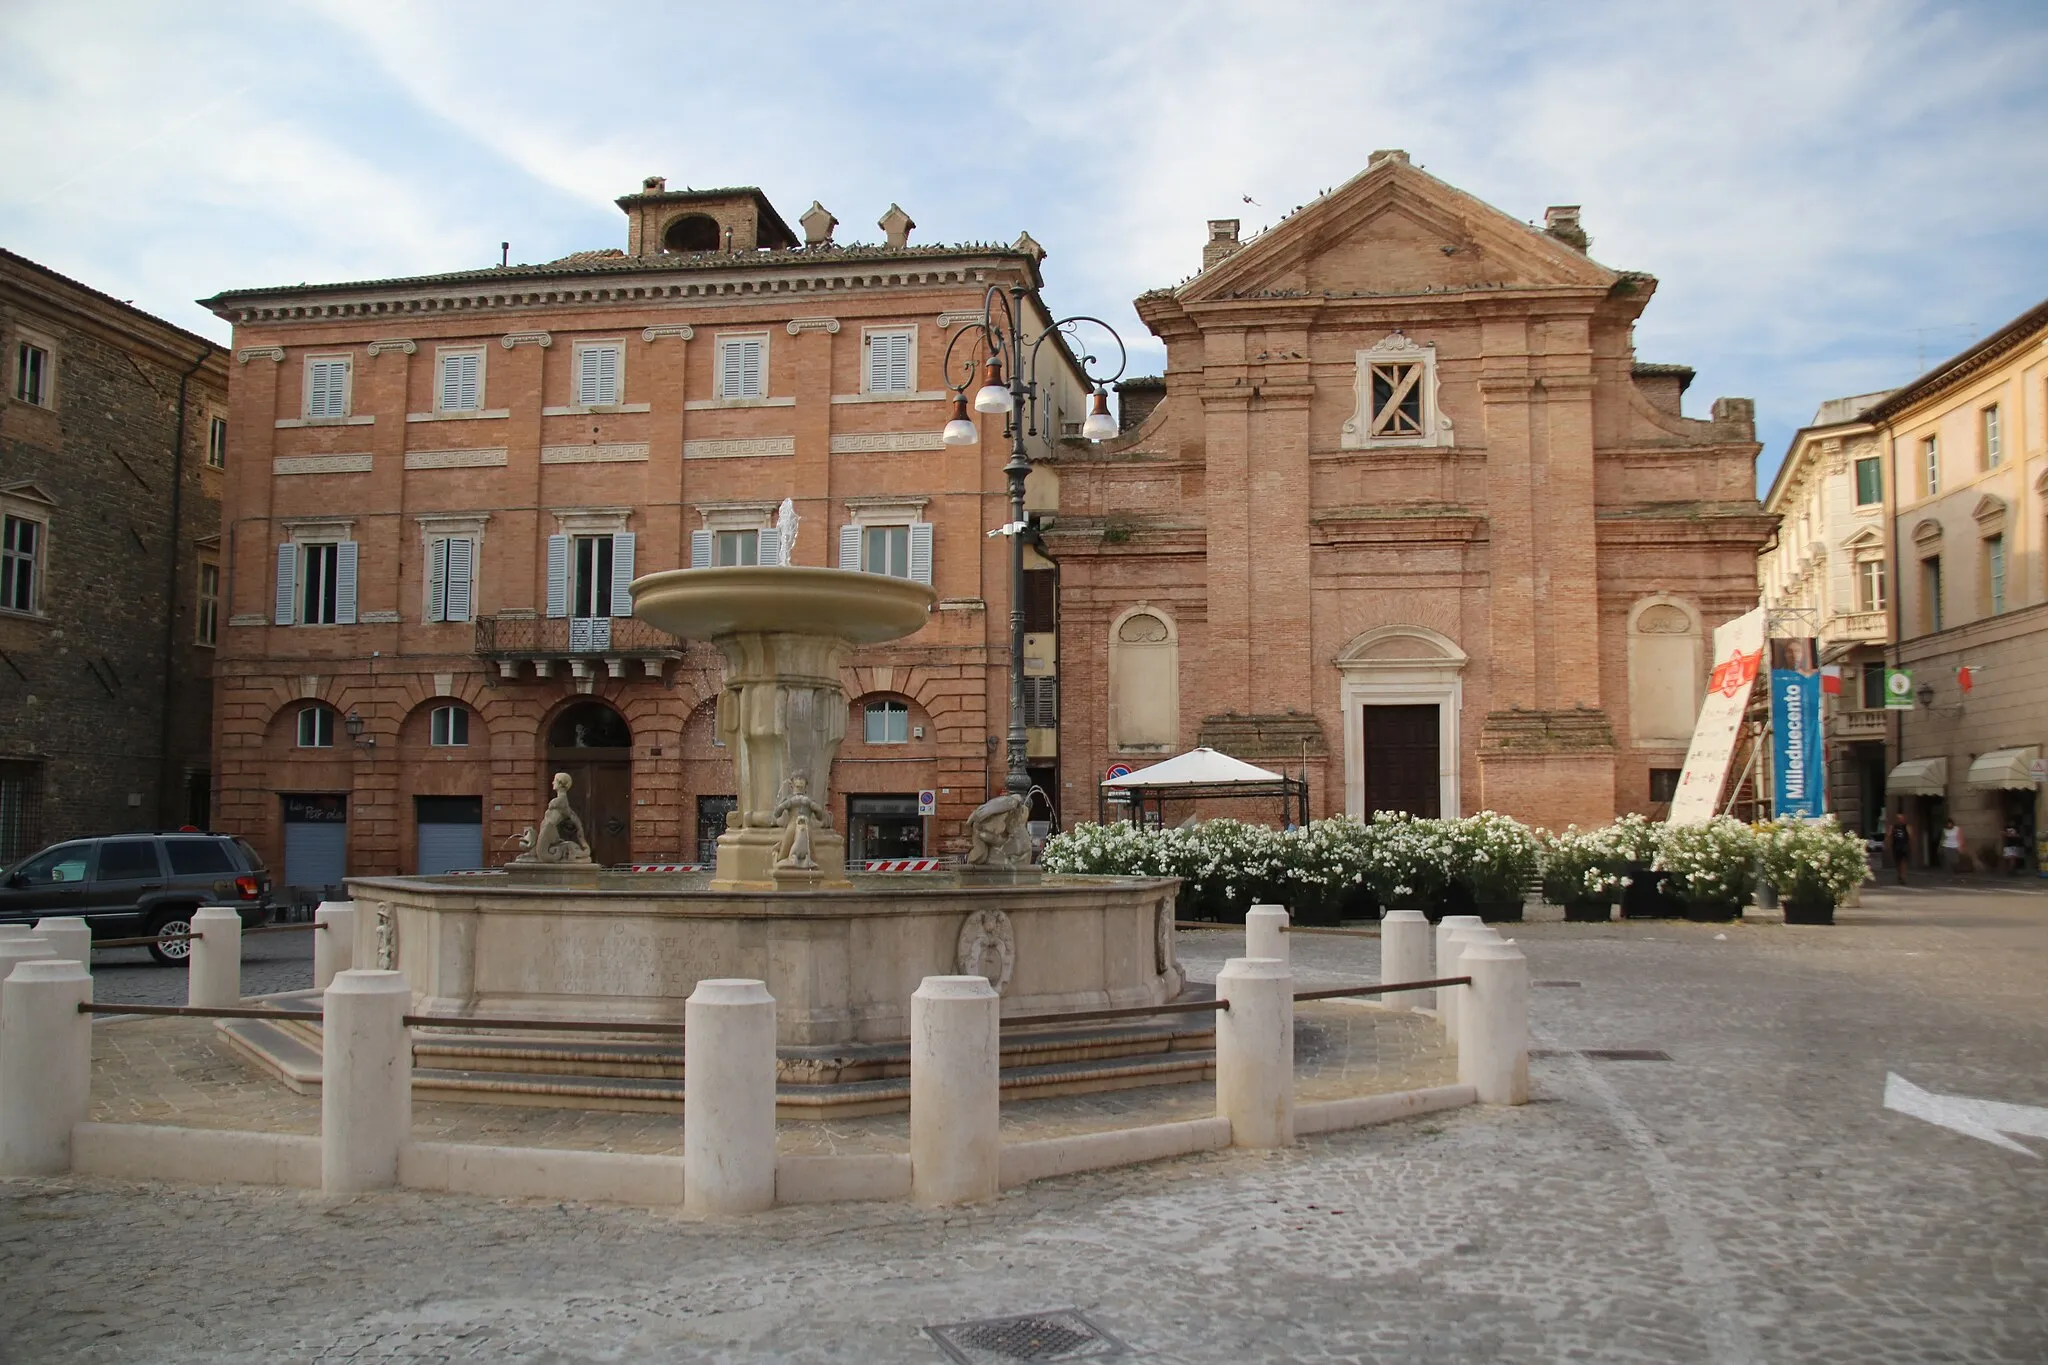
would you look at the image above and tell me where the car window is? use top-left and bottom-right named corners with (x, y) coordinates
top-left (232, 838), bottom-right (266, 873)
top-left (95, 839), bottom-right (163, 882)
top-left (13, 843), bottom-right (91, 886)
top-left (165, 839), bottom-right (236, 876)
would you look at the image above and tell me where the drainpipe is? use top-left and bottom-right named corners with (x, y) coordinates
top-left (159, 344), bottom-right (214, 828)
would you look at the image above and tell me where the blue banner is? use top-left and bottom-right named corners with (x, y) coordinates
top-left (1769, 639), bottom-right (1825, 819)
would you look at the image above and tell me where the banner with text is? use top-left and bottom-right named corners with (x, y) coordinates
top-left (1769, 638), bottom-right (1826, 819)
top-left (1668, 606), bottom-right (1767, 825)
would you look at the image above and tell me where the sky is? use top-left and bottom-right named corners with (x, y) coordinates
top-left (4, 0), bottom-right (2045, 489)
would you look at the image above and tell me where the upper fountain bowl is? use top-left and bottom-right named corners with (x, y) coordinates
top-left (630, 566), bottom-right (936, 645)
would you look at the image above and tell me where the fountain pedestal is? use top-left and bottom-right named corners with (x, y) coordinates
top-left (629, 567), bottom-right (937, 891)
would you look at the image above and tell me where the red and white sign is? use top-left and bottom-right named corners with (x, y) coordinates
top-left (1105, 764), bottom-right (1133, 781)
top-left (864, 858), bottom-right (943, 873)
top-left (627, 863), bottom-right (708, 873)
top-left (1668, 607), bottom-right (1766, 826)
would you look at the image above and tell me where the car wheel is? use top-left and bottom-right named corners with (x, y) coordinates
top-left (146, 909), bottom-right (197, 966)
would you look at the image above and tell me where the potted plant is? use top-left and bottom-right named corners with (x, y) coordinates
top-left (1361, 812), bottom-right (1454, 920)
top-left (1759, 818), bottom-right (1871, 925)
top-left (1449, 812), bottom-right (1542, 922)
top-left (1541, 824), bottom-right (1625, 922)
top-left (1607, 813), bottom-right (1681, 919)
top-left (1655, 817), bottom-right (1761, 922)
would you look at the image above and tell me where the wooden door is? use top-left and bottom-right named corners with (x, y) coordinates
top-left (1363, 705), bottom-right (1440, 817)
top-left (545, 759), bottom-right (632, 867)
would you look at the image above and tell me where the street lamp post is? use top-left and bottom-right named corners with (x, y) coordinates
top-left (941, 283), bottom-right (1123, 807)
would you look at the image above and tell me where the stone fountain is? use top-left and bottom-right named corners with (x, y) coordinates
top-left (230, 524), bottom-right (1196, 1116)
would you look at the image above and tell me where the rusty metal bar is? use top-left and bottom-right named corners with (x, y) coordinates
top-left (88, 932), bottom-right (200, 949)
top-left (1000, 997), bottom-right (1226, 1029)
top-left (80, 1002), bottom-right (322, 1022)
top-left (1280, 925), bottom-right (1381, 939)
top-left (404, 1014), bottom-right (683, 1035)
top-left (1292, 975), bottom-right (1469, 1002)
top-left (244, 922), bottom-right (325, 936)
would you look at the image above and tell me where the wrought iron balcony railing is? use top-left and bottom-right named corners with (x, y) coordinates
top-left (475, 613), bottom-right (686, 661)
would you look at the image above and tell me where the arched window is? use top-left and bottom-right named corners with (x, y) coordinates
top-left (863, 700), bottom-right (909, 744)
top-left (429, 705), bottom-right (470, 747)
top-left (296, 704), bottom-right (336, 748)
top-left (1627, 598), bottom-right (1704, 745)
top-left (662, 215), bottom-right (720, 253)
top-left (1108, 608), bottom-right (1179, 750)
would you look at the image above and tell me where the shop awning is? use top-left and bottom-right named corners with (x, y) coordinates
top-left (1885, 757), bottom-right (1949, 796)
top-left (1965, 746), bottom-right (2040, 790)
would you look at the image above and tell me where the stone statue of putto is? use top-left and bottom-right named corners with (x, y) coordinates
top-left (772, 773), bottom-right (828, 871)
top-left (964, 791), bottom-right (1033, 868)
top-left (775, 496), bottom-right (799, 565)
top-left (516, 771), bottom-right (594, 865)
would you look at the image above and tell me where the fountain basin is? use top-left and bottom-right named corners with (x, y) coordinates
top-left (344, 872), bottom-right (1185, 1047)
top-left (629, 564), bottom-right (935, 644)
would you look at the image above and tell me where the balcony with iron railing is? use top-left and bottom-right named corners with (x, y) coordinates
top-left (475, 613), bottom-right (686, 680)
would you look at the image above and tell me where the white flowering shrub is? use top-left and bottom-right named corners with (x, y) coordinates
top-left (1605, 812), bottom-right (1663, 866)
top-left (1758, 817), bottom-right (1869, 907)
top-left (1445, 811), bottom-right (1542, 905)
top-left (1540, 824), bottom-right (1629, 906)
top-left (1361, 811), bottom-right (1453, 912)
top-left (1653, 816), bottom-right (1760, 911)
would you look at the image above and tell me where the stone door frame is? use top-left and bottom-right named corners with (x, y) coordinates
top-left (1337, 625), bottom-right (1466, 819)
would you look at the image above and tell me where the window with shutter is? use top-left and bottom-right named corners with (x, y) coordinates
top-left (300, 543), bottom-right (340, 625)
top-left (546, 535), bottom-right (570, 618)
top-left (437, 351), bottom-right (482, 412)
top-left (333, 540), bottom-right (358, 625)
top-left (719, 337), bottom-right (765, 398)
top-left (865, 330), bottom-right (913, 393)
top-left (756, 527), bottom-right (780, 567)
top-left (908, 520), bottom-right (933, 586)
top-left (445, 537), bottom-right (473, 622)
top-left (608, 532), bottom-right (634, 617)
top-left (305, 359), bottom-right (350, 418)
top-left (577, 344), bottom-right (622, 406)
top-left (274, 543), bottom-right (297, 625)
top-left (691, 530), bottom-right (713, 569)
top-left (428, 539), bottom-right (448, 621)
top-left (838, 523), bottom-right (863, 571)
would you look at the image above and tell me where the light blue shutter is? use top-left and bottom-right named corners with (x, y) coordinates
top-left (446, 537), bottom-right (474, 621)
top-left (334, 541), bottom-right (359, 625)
top-left (720, 342), bottom-right (743, 398)
top-left (308, 360), bottom-right (347, 418)
top-left (428, 539), bottom-right (448, 621)
top-left (735, 339), bottom-right (763, 397)
top-left (439, 352), bottom-right (479, 411)
top-left (274, 544), bottom-right (296, 625)
top-left (908, 521), bottom-right (933, 587)
top-left (838, 523), bottom-right (862, 571)
top-left (577, 347), bottom-right (599, 406)
top-left (545, 535), bottom-right (569, 617)
top-left (756, 527), bottom-right (780, 567)
top-left (609, 531), bottom-right (635, 616)
top-left (690, 530), bottom-right (712, 568)
top-left (869, 332), bottom-right (910, 392)
top-left (597, 346), bottom-right (620, 404)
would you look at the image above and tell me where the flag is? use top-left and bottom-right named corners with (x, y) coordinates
top-left (1957, 665), bottom-right (1973, 694)
top-left (1820, 665), bottom-right (1842, 696)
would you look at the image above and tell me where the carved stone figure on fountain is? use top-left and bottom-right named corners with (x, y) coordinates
top-left (772, 774), bottom-right (829, 872)
top-left (518, 771), bottom-right (594, 865)
top-left (963, 791), bottom-right (1033, 871)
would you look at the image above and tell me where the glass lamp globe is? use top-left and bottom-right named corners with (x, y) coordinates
top-left (973, 357), bottom-right (1013, 414)
top-left (1081, 390), bottom-right (1118, 441)
top-left (942, 396), bottom-right (979, 445)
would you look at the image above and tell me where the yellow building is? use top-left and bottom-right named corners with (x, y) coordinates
top-left (1871, 297), bottom-right (2048, 872)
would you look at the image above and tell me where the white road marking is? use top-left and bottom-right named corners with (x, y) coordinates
top-left (1883, 1073), bottom-right (2047, 1156)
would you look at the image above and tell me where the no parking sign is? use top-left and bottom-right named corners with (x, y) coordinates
top-left (917, 790), bottom-right (936, 816)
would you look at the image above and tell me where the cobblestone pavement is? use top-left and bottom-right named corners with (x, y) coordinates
top-left (5, 884), bottom-right (2045, 1363)
top-left (90, 931), bottom-right (313, 1006)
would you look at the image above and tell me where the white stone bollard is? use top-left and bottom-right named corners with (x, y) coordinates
top-left (1434, 915), bottom-right (1483, 1041)
top-left (32, 918), bottom-right (91, 972)
top-left (1445, 922), bottom-right (1500, 1050)
top-left (0, 936), bottom-right (55, 1022)
top-left (1379, 910), bottom-right (1431, 1010)
top-left (1215, 956), bottom-right (1294, 1148)
top-left (910, 975), bottom-right (1001, 1206)
top-left (187, 907), bottom-right (242, 1009)
top-left (1245, 904), bottom-right (1290, 966)
top-left (1458, 937), bottom-right (1531, 1104)
top-left (0, 960), bottom-right (94, 1176)
top-left (684, 978), bottom-right (777, 1215)
top-left (321, 969), bottom-right (412, 1193)
top-left (0, 925), bottom-right (28, 940)
top-left (313, 901), bottom-right (357, 991)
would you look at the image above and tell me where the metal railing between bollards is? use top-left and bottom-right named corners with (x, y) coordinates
top-left (87, 922), bottom-right (328, 951)
top-left (1173, 920), bottom-right (1382, 938)
top-left (76, 1001), bottom-right (682, 1035)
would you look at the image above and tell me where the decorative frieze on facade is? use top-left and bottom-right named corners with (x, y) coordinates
top-left (273, 453), bottom-right (373, 476)
top-left (683, 437), bottom-right (795, 460)
top-left (828, 432), bottom-right (944, 453)
top-left (539, 443), bottom-right (649, 465)
top-left (404, 447), bottom-right (509, 470)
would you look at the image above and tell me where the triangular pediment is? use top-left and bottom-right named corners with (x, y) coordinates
top-left (1840, 526), bottom-right (1883, 550)
top-left (1180, 156), bottom-right (1618, 304)
top-left (0, 480), bottom-right (58, 507)
top-left (1972, 494), bottom-right (2007, 524)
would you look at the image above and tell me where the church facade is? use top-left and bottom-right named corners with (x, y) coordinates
top-left (1050, 152), bottom-right (1772, 829)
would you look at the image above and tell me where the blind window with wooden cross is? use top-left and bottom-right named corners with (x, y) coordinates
top-left (437, 350), bottom-right (482, 413)
top-left (575, 344), bottom-right (622, 407)
top-left (1368, 362), bottom-right (1426, 438)
top-left (718, 336), bottom-right (766, 399)
top-left (864, 330), bottom-right (913, 393)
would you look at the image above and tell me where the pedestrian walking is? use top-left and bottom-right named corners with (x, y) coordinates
top-left (1888, 813), bottom-right (1912, 883)
top-left (1941, 818), bottom-right (1965, 874)
top-left (2002, 824), bottom-right (2026, 875)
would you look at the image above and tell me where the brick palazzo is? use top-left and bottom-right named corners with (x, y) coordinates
top-left (1054, 153), bottom-right (1773, 829)
top-left (202, 184), bottom-right (1089, 891)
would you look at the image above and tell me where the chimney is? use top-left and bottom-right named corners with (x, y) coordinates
top-left (642, 175), bottom-right (667, 193)
top-left (1367, 148), bottom-right (1410, 168)
top-left (1544, 205), bottom-right (1589, 253)
top-left (800, 201), bottom-right (838, 247)
top-left (1203, 219), bottom-right (1242, 270)
top-left (878, 204), bottom-right (915, 249)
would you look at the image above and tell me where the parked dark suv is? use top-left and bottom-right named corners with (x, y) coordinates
top-left (0, 833), bottom-right (275, 964)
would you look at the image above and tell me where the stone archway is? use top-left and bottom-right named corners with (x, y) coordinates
top-left (544, 700), bottom-right (633, 867)
top-left (1336, 625), bottom-right (1467, 818)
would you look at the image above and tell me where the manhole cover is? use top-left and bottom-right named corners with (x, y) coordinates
top-left (1581, 1048), bottom-right (1672, 1062)
top-left (927, 1309), bottom-right (1126, 1363)
top-left (1533, 980), bottom-right (1582, 988)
